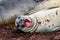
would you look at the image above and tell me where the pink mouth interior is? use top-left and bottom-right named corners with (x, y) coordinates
top-left (24, 19), bottom-right (31, 27)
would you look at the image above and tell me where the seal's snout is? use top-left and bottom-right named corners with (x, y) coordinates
top-left (15, 16), bottom-right (25, 29)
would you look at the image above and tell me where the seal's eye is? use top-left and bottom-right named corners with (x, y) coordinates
top-left (24, 19), bottom-right (31, 27)
top-left (18, 17), bottom-right (21, 19)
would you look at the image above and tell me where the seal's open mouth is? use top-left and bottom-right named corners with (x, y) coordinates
top-left (24, 19), bottom-right (31, 27)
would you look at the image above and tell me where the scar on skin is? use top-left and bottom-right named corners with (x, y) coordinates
top-left (45, 19), bottom-right (50, 22)
top-left (38, 22), bottom-right (41, 24)
top-left (56, 11), bottom-right (58, 15)
top-left (48, 25), bottom-right (50, 27)
top-left (52, 24), bottom-right (54, 26)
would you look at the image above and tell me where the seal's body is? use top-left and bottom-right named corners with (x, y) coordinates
top-left (15, 7), bottom-right (60, 33)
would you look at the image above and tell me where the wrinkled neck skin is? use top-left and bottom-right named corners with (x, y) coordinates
top-left (21, 7), bottom-right (60, 33)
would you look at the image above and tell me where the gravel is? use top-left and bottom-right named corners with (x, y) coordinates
top-left (0, 25), bottom-right (60, 40)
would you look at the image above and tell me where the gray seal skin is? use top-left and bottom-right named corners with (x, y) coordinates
top-left (15, 7), bottom-right (60, 33)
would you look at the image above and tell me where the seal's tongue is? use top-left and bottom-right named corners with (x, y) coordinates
top-left (24, 19), bottom-right (31, 27)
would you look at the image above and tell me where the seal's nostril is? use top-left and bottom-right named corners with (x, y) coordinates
top-left (20, 19), bottom-right (23, 21)
top-left (20, 17), bottom-right (24, 21)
